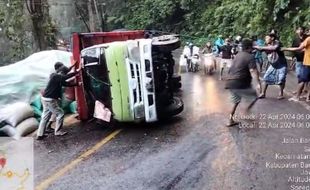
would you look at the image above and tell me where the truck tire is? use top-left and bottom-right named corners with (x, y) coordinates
top-left (171, 75), bottom-right (181, 82)
top-left (174, 82), bottom-right (182, 90)
top-left (159, 97), bottom-right (184, 118)
top-left (169, 81), bottom-right (182, 91)
top-left (152, 35), bottom-right (181, 52)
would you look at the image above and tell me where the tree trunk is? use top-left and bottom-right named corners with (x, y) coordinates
top-left (93, 0), bottom-right (104, 31)
top-left (29, 0), bottom-right (56, 50)
top-left (32, 17), bottom-right (48, 50)
top-left (88, 0), bottom-right (96, 32)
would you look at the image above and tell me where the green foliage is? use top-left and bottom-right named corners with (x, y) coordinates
top-left (104, 0), bottom-right (310, 46)
top-left (0, 0), bottom-right (57, 65)
top-left (0, 0), bottom-right (309, 65)
top-left (0, 0), bottom-right (32, 62)
top-left (35, 0), bottom-right (57, 49)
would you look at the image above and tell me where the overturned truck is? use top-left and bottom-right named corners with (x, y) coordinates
top-left (72, 30), bottom-right (183, 123)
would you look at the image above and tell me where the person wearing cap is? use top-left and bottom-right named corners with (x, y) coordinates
top-left (255, 33), bottom-right (287, 100)
top-left (282, 32), bottom-right (310, 102)
top-left (225, 39), bottom-right (261, 127)
top-left (36, 62), bottom-right (80, 140)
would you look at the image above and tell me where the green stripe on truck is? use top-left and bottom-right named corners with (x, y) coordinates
top-left (105, 42), bottom-right (133, 121)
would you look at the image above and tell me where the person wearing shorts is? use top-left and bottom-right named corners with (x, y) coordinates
top-left (225, 39), bottom-right (261, 127)
top-left (291, 27), bottom-right (308, 94)
top-left (219, 38), bottom-right (233, 80)
top-left (292, 27), bottom-right (307, 78)
top-left (229, 88), bottom-right (258, 109)
top-left (252, 36), bottom-right (265, 72)
top-left (283, 36), bottom-right (310, 102)
top-left (220, 58), bottom-right (233, 70)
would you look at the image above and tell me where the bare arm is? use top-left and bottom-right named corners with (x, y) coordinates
top-left (63, 72), bottom-right (78, 80)
top-left (62, 81), bottom-right (78, 87)
top-left (282, 43), bottom-right (305, 52)
top-left (283, 37), bottom-right (309, 52)
top-left (255, 44), bottom-right (278, 51)
top-left (68, 60), bottom-right (78, 71)
top-left (250, 68), bottom-right (261, 93)
top-left (250, 69), bottom-right (260, 84)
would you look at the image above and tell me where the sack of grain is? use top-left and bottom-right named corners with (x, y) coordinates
top-left (0, 102), bottom-right (34, 127)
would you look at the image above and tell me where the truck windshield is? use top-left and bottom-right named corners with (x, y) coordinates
top-left (82, 48), bottom-right (112, 110)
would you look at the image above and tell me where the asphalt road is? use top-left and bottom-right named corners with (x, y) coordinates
top-left (35, 65), bottom-right (310, 190)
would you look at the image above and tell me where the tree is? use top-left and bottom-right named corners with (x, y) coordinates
top-left (0, 0), bottom-right (32, 63)
top-left (101, 0), bottom-right (310, 45)
top-left (26, 0), bottom-right (57, 50)
top-left (0, 0), bottom-right (57, 64)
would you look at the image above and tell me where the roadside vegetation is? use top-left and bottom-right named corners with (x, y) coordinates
top-left (0, 0), bottom-right (309, 65)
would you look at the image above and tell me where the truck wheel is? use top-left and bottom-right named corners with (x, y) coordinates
top-left (174, 82), bottom-right (182, 89)
top-left (152, 35), bottom-right (181, 52)
top-left (168, 80), bottom-right (182, 91)
top-left (171, 75), bottom-right (181, 82)
top-left (159, 97), bottom-right (184, 118)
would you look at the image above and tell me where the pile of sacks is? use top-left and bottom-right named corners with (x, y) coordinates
top-left (0, 102), bottom-right (38, 139)
top-left (0, 50), bottom-right (77, 139)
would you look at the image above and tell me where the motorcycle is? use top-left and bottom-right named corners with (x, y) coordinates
top-left (189, 54), bottom-right (200, 72)
top-left (202, 53), bottom-right (217, 75)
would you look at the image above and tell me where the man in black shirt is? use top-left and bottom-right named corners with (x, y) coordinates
top-left (225, 39), bottom-right (261, 127)
top-left (37, 63), bottom-right (80, 140)
top-left (232, 35), bottom-right (242, 56)
top-left (292, 27), bottom-right (307, 78)
top-left (219, 38), bottom-right (233, 80)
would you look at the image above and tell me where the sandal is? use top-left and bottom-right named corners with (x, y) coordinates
top-left (258, 94), bottom-right (265, 99)
top-left (226, 121), bottom-right (240, 127)
top-left (45, 128), bottom-right (54, 134)
top-left (288, 97), bottom-right (300, 102)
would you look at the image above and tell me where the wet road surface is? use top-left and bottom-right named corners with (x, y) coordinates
top-left (35, 68), bottom-right (310, 190)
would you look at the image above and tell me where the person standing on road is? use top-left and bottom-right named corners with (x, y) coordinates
top-left (292, 27), bottom-right (307, 80)
top-left (282, 35), bottom-right (310, 102)
top-left (36, 63), bottom-right (80, 140)
top-left (255, 33), bottom-right (287, 100)
top-left (225, 39), bottom-right (262, 127)
top-left (219, 38), bottom-right (233, 80)
top-left (44, 62), bottom-right (77, 134)
top-left (252, 35), bottom-right (265, 72)
top-left (232, 35), bottom-right (242, 56)
top-left (290, 27), bottom-right (308, 95)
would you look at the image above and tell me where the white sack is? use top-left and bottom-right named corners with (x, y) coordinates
top-left (0, 102), bottom-right (34, 127)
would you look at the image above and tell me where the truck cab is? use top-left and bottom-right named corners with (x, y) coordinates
top-left (72, 30), bottom-right (183, 122)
